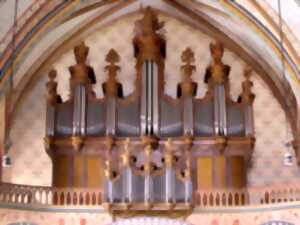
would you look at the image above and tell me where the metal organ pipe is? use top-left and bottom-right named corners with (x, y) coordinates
top-left (107, 180), bottom-right (113, 203)
top-left (46, 104), bottom-right (55, 137)
top-left (141, 61), bottom-right (159, 136)
top-left (165, 168), bottom-right (175, 203)
top-left (183, 96), bottom-right (194, 136)
top-left (214, 84), bottom-right (227, 136)
top-left (147, 62), bottom-right (152, 135)
top-left (185, 179), bottom-right (192, 204)
top-left (73, 85), bottom-right (87, 136)
top-left (152, 62), bottom-right (159, 135)
top-left (123, 166), bottom-right (133, 203)
top-left (80, 86), bottom-right (86, 136)
top-left (144, 173), bottom-right (153, 204)
top-left (106, 96), bottom-right (116, 136)
top-left (72, 86), bottom-right (80, 135)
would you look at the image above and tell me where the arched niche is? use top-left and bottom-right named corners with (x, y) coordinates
top-left (3, 10), bottom-right (300, 188)
top-left (8, 1), bottom-right (298, 142)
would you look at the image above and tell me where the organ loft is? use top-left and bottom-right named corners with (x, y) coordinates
top-left (44, 7), bottom-right (255, 212)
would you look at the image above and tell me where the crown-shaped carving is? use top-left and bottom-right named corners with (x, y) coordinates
top-left (133, 7), bottom-right (166, 63)
top-left (74, 42), bottom-right (89, 64)
top-left (208, 41), bottom-right (229, 86)
top-left (241, 67), bottom-right (255, 103)
top-left (69, 42), bottom-right (93, 91)
top-left (135, 7), bottom-right (164, 36)
top-left (181, 48), bottom-right (196, 81)
top-left (179, 48), bottom-right (197, 97)
top-left (104, 49), bottom-right (121, 97)
top-left (105, 49), bottom-right (120, 66)
top-left (210, 41), bottom-right (224, 63)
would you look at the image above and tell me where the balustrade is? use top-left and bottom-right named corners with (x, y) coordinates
top-left (0, 183), bottom-right (300, 209)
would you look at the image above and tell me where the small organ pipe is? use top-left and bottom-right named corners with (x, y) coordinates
top-left (183, 97), bottom-right (194, 136)
top-left (46, 105), bottom-right (55, 137)
top-left (214, 85), bottom-right (227, 136)
top-left (141, 61), bottom-right (159, 136)
top-left (106, 96), bottom-right (116, 136)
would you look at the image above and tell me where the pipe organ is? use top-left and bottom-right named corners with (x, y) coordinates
top-left (45, 7), bottom-right (255, 211)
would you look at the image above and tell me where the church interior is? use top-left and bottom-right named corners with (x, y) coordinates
top-left (0, 0), bottom-right (300, 225)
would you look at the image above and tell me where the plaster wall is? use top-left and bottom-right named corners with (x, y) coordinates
top-left (0, 206), bottom-right (299, 225)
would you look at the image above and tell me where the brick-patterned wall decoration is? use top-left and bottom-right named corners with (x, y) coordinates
top-left (2, 13), bottom-right (300, 187)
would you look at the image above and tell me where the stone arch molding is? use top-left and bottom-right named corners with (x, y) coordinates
top-left (108, 217), bottom-right (192, 225)
top-left (7, 0), bottom-right (300, 136)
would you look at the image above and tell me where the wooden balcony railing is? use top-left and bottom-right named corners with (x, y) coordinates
top-left (0, 183), bottom-right (103, 206)
top-left (1, 183), bottom-right (300, 209)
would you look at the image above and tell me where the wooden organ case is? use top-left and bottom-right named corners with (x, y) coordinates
top-left (44, 7), bottom-right (255, 211)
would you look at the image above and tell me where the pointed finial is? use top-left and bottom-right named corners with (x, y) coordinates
top-left (104, 49), bottom-right (121, 97)
top-left (46, 69), bottom-right (59, 104)
top-left (105, 49), bottom-right (120, 65)
top-left (210, 41), bottom-right (224, 63)
top-left (74, 42), bottom-right (89, 64)
top-left (135, 6), bottom-right (164, 36)
top-left (241, 66), bottom-right (255, 103)
top-left (48, 69), bottom-right (57, 81)
top-left (244, 66), bottom-right (252, 80)
top-left (179, 48), bottom-right (197, 97)
top-left (181, 48), bottom-right (196, 80)
top-left (181, 48), bottom-right (195, 65)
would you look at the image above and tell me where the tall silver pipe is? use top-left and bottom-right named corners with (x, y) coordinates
top-left (123, 166), bottom-right (132, 203)
top-left (106, 96), bottom-right (116, 136)
top-left (219, 86), bottom-right (227, 135)
top-left (141, 62), bottom-right (148, 135)
top-left (184, 179), bottom-right (192, 204)
top-left (183, 96), bottom-right (194, 136)
top-left (80, 86), bottom-right (86, 136)
top-left (147, 61), bottom-right (153, 134)
top-left (165, 168), bottom-right (174, 203)
top-left (72, 85), bottom-right (87, 136)
top-left (214, 85), bottom-right (227, 135)
top-left (152, 61), bottom-right (159, 135)
top-left (214, 87), bottom-right (220, 135)
top-left (141, 61), bottom-right (159, 136)
top-left (107, 180), bottom-right (113, 203)
top-left (144, 175), bottom-right (153, 204)
top-left (46, 104), bottom-right (55, 136)
top-left (73, 85), bottom-right (81, 135)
